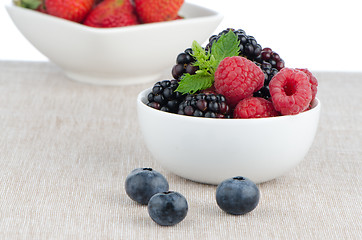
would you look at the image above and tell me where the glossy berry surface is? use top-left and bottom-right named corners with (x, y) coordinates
top-left (253, 61), bottom-right (279, 100)
top-left (253, 47), bottom-right (285, 100)
top-left (256, 47), bottom-right (285, 71)
top-left (125, 168), bottom-right (169, 205)
top-left (147, 80), bottom-right (184, 113)
top-left (216, 176), bottom-right (260, 215)
top-left (177, 93), bottom-right (231, 118)
top-left (172, 48), bottom-right (196, 80)
top-left (206, 28), bottom-right (262, 61)
top-left (148, 191), bottom-right (188, 226)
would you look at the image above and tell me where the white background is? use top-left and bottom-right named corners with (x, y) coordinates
top-left (1, 0), bottom-right (361, 72)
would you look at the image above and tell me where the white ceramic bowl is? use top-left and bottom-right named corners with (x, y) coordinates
top-left (5, 1), bottom-right (223, 85)
top-left (137, 88), bottom-right (321, 185)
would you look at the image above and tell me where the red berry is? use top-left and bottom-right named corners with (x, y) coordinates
top-left (83, 0), bottom-right (140, 28)
top-left (269, 68), bottom-right (312, 115)
top-left (233, 97), bottom-right (280, 119)
top-left (214, 56), bottom-right (264, 107)
top-left (46, 0), bottom-right (94, 23)
top-left (296, 68), bottom-right (318, 101)
top-left (135, 0), bottom-right (184, 23)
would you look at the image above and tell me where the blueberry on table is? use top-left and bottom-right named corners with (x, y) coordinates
top-left (216, 176), bottom-right (260, 215)
top-left (148, 191), bottom-right (188, 226)
top-left (125, 168), bottom-right (169, 205)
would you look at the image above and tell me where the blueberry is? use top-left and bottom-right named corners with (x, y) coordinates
top-left (216, 176), bottom-right (260, 215)
top-left (148, 191), bottom-right (188, 226)
top-left (125, 168), bottom-right (169, 205)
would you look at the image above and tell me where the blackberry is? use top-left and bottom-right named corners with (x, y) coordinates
top-left (171, 48), bottom-right (198, 80)
top-left (177, 93), bottom-right (231, 118)
top-left (256, 47), bottom-right (285, 71)
top-left (147, 80), bottom-right (184, 113)
top-left (253, 48), bottom-right (285, 100)
top-left (205, 28), bottom-right (262, 61)
top-left (253, 61), bottom-right (279, 100)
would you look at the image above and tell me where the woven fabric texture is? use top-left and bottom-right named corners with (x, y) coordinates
top-left (0, 61), bottom-right (361, 239)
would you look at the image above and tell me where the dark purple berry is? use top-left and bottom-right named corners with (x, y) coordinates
top-left (219, 102), bottom-right (230, 115)
top-left (153, 94), bottom-right (165, 104)
top-left (185, 64), bottom-right (199, 75)
top-left (146, 80), bottom-right (183, 113)
top-left (167, 100), bottom-right (179, 111)
top-left (160, 106), bottom-right (170, 112)
top-left (172, 64), bottom-right (185, 80)
top-left (205, 111), bottom-right (216, 118)
top-left (276, 60), bottom-right (285, 71)
top-left (196, 99), bottom-right (208, 111)
top-left (163, 88), bottom-right (173, 99)
top-left (193, 110), bottom-right (204, 117)
top-left (152, 85), bottom-right (163, 95)
top-left (208, 101), bottom-right (219, 112)
top-left (176, 53), bottom-right (192, 64)
top-left (148, 93), bottom-right (155, 102)
top-left (147, 102), bottom-right (161, 110)
top-left (160, 80), bottom-right (171, 88)
top-left (184, 106), bottom-right (194, 116)
top-left (177, 93), bottom-right (231, 118)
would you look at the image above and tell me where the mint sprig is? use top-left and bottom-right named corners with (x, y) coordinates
top-left (176, 30), bottom-right (240, 94)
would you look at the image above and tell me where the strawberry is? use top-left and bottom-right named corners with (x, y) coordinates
top-left (45, 0), bottom-right (94, 23)
top-left (134, 0), bottom-right (184, 23)
top-left (83, 0), bottom-right (140, 28)
top-left (36, 0), bottom-right (47, 13)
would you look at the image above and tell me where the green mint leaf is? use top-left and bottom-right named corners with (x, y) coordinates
top-left (176, 72), bottom-right (214, 94)
top-left (211, 30), bottom-right (240, 68)
top-left (190, 40), bottom-right (212, 71)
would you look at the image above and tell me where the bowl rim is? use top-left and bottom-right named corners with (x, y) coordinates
top-left (137, 87), bottom-right (321, 122)
top-left (5, 1), bottom-right (223, 34)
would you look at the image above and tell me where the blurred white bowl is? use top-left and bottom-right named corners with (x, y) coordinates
top-left (5, 1), bottom-right (223, 85)
top-left (137, 88), bottom-right (321, 185)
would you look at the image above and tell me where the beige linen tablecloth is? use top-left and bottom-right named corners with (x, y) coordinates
top-left (0, 61), bottom-right (361, 239)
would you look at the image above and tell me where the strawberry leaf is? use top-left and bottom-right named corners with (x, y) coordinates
top-left (14, 0), bottom-right (42, 9)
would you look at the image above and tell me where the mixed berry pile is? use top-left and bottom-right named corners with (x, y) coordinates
top-left (147, 28), bottom-right (318, 119)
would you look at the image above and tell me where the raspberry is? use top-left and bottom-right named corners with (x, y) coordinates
top-left (296, 68), bottom-right (318, 100)
top-left (233, 97), bottom-right (280, 119)
top-left (269, 68), bottom-right (312, 115)
top-left (214, 56), bottom-right (264, 107)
